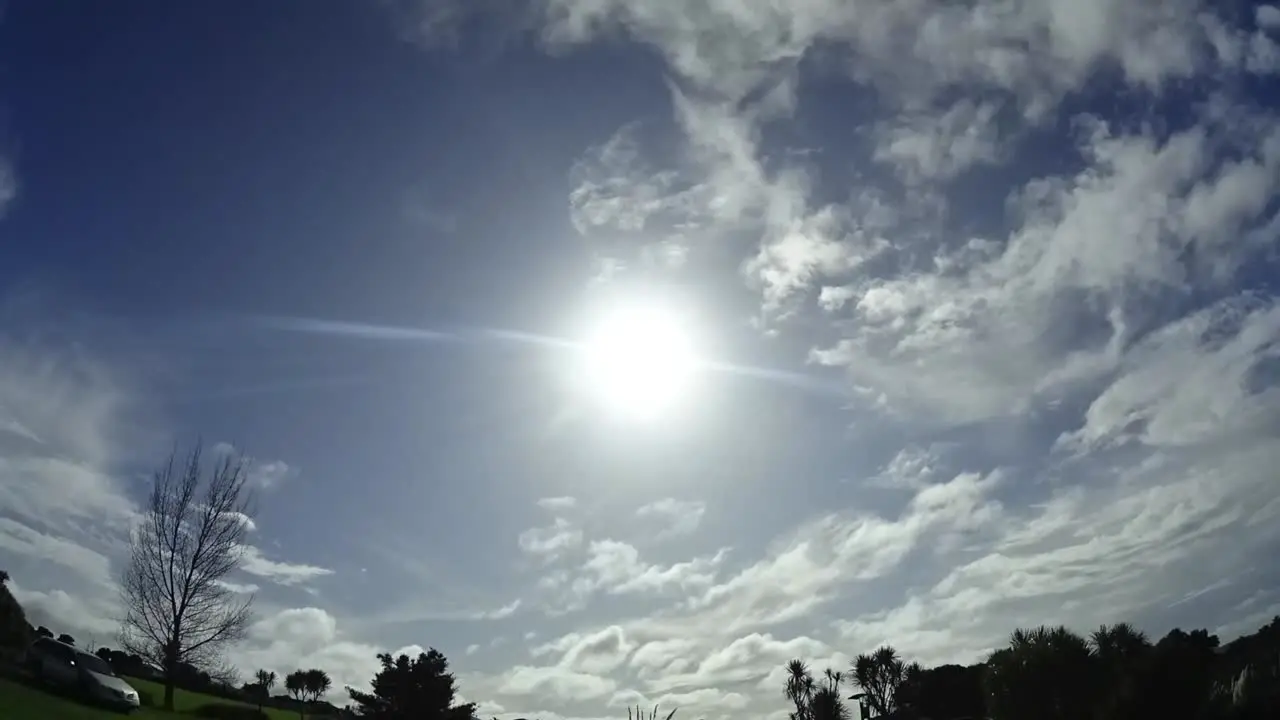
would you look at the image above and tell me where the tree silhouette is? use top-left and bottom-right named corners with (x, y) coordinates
top-left (810, 668), bottom-right (849, 720)
top-left (783, 660), bottom-right (849, 720)
top-left (985, 626), bottom-right (1098, 720)
top-left (0, 570), bottom-right (32, 653)
top-left (119, 445), bottom-right (255, 711)
top-left (1089, 622), bottom-right (1152, 719)
top-left (303, 668), bottom-right (331, 702)
top-left (254, 669), bottom-right (277, 712)
top-left (347, 649), bottom-right (476, 720)
top-left (625, 706), bottom-right (677, 720)
top-left (851, 646), bottom-right (907, 716)
top-left (784, 659), bottom-right (815, 720)
top-left (285, 669), bottom-right (308, 715)
top-left (895, 663), bottom-right (984, 720)
top-left (57, 633), bottom-right (75, 645)
top-left (785, 617), bottom-right (1280, 720)
top-left (35, 625), bottom-right (53, 638)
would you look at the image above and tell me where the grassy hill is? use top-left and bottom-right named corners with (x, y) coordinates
top-left (123, 676), bottom-right (297, 719)
top-left (0, 674), bottom-right (299, 720)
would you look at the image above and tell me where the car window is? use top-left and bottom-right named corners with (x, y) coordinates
top-left (76, 652), bottom-right (116, 676)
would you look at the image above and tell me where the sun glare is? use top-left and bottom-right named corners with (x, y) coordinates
top-left (578, 301), bottom-right (698, 419)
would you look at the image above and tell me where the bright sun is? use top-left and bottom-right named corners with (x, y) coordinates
top-left (578, 301), bottom-right (698, 419)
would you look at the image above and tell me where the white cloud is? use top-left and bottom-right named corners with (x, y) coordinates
top-left (237, 545), bottom-right (334, 586)
top-left (235, 607), bottom-right (420, 701)
top-left (8, 581), bottom-right (122, 639)
top-left (584, 540), bottom-right (725, 596)
top-left (210, 442), bottom-right (297, 490)
top-left (874, 99), bottom-right (1006, 182)
top-left (519, 518), bottom-right (584, 561)
top-left (497, 664), bottom-right (618, 702)
top-left (215, 580), bottom-right (260, 595)
top-left (0, 518), bottom-right (115, 589)
top-left (14, 3), bottom-right (1280, 720)
top-left (635, 499), bottom-right (705, 538)
top-left (246, 459), bottom-right (295, 489)
top-left (537, 496), bottom-right (579, 512)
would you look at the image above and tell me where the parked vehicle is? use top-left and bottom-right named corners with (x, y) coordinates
top-left (23, 637), bottom-right (141, 713)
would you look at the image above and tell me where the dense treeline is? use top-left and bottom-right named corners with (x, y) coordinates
top-left (786, 618), bottom-right (1280, 720)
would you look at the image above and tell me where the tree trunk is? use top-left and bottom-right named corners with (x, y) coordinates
top-left (163, 641), bottom-right (177, 711)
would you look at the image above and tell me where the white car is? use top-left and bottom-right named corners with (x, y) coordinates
top-left (24, 637), bottom-right (142, 713)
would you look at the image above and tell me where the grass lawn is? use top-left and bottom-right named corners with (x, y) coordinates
top-left (123, 677), bottom-right (296, 719)
top-left (0, 675), bottom-right (298, 720)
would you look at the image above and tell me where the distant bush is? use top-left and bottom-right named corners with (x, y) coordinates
top-left (189, 703), bottom-right (270, 720)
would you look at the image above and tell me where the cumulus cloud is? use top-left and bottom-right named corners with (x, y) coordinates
top-left (519, 518), bottom-right (584, 561)
top-left (234, 607), bottom-right (424, 700)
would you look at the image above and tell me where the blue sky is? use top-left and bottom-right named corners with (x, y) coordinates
top-left (3, 0), bottom-right (1280, 716)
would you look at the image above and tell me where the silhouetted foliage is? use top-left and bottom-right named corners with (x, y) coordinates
top-left (119, 444), bottom-right (255, 711)
top-left (253, 669), bottom-right (277, 711)
top-left (851, 646), bottom-right (908, 716)
top-left (626, 705), bottom-right (678, 720)
top-left (785, 659), bottom-right (816, 720)
top-left (784, 659), bottom-right (849, 720)
top-left (896, 663), bottom-right (985, 720)
top-left (35, 625), bottom-right (53, 638)
top-left (0, 570), bottom-right (32, 654)
top-left (985, 625), bottom-right (1098, 720)
top-left (785, 617), bottom-right (1280, 720)
top-left (56, 633), bottom-right (75, 645)
top-left (303, 668), bottom-right (332, 703)
top-left (285, 669), bottom-right (308, 716)
top-left (346, 649), bottom-right (476, 720)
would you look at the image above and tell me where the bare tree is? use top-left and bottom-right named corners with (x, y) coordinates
top-left (119, 444), bottom-right (255, 710)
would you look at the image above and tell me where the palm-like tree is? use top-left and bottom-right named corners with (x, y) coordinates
top-left (302, 668), bottom-right (331, 702)
top-left (253, 669), bottom-right (276, 711)
top-left (985, 626), bottom-right (1097, 720)
top-left (284, 670), bottom-right (307, 718)
top-left (785, 659), bottom-right (816, 720)
top-left (1090, 622), bottom-right (1151, 719)
top-left (785, 660), bottom-right (849, 720)
top-left (852, 646), bottom-right (907, 716)
top-left (810, 668), bottom-right (849, 720)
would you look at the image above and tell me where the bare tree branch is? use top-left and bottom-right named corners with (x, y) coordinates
top-left (119, 444), bottom-right (256, 711)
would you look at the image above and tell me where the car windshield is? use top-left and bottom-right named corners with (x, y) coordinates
top-left (76, 652), bottom-right (116, 676)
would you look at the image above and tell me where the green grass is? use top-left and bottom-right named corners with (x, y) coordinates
top-left (0, 674), bottom-right (297, 720)
top-left (122, 677), bottom-right (295, 720)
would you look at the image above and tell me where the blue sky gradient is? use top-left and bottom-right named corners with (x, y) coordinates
top-left (3, 2), bottom-right (1280, 718)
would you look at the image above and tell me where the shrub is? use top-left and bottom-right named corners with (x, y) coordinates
top-left (189, 703), bottom-right (270, 720)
